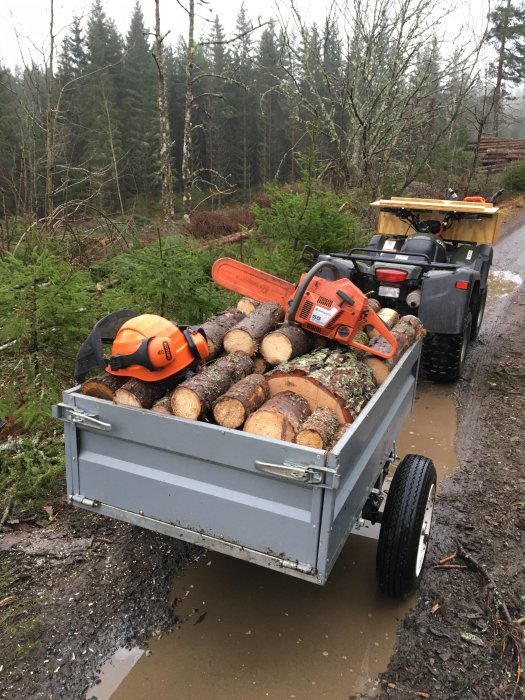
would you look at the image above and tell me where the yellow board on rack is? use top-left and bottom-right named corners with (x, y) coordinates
top-left (371, 198), bottom-right (502, 244)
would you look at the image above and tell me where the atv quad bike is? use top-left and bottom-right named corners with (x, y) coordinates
top-left (307, 190), bottom-right (504, 382)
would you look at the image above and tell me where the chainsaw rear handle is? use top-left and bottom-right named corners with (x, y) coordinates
top-left (288, 260), bottom-right (340, 324)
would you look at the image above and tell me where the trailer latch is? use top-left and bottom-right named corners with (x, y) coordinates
top-left (52, 403), bottom-right (112, 432)
top-left (255, 461), bottom-right (339, 488)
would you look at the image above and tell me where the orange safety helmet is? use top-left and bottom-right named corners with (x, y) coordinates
top-left (106, 314), bottom-right (208, 382)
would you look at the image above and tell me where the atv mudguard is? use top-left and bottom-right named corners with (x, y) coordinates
top-left (419, 269), bottom-right (479, 334)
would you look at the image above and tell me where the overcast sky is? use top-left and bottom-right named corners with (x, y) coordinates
top-left (0, 0), bottom-right (490, 72)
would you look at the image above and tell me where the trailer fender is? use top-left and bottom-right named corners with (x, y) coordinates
top-left (419, 269), bottom-right (478, 334)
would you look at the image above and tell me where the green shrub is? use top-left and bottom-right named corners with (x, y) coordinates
top-left (251, 182), bottom-right (366, 279)
top-left (0, 434), bottom-right (65, 512)
top-left (502, 159), bottom-right (525, 191)
top-left (0, 249), bottom-right (99, 428)
top-left (92, 234), bottom-right (234, 323)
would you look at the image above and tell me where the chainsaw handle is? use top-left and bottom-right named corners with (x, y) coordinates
top-left (353, 309), bottom-right (398, 360)
top-left (288, 260), bottom-right (340, 324)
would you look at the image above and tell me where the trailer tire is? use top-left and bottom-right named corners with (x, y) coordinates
top-left (470, 288), bottom-right (487, 339)
top-left (376, 454), bottom-right (436, 600)
top-left (421, 312), bottom-right (472, 382)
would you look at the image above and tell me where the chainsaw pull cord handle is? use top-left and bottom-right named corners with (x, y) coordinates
top-left (288, 260), bottom-right (340, 324)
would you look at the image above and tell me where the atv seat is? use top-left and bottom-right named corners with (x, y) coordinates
top-left (400, 235), bottom-right (448, 263)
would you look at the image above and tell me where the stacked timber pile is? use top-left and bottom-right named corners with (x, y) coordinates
top-left (469, 137), bottom-right (525, 175)
top-left (80, 299), bottom-right (424, 451)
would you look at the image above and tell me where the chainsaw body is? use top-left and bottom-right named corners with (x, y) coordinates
top-left (211, 258), bottom-right (397, 359)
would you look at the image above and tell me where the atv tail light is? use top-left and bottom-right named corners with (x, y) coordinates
top-left (455, 281), bottom-right (469, 290)
top-left (375, 268), bottom-right (408, 283)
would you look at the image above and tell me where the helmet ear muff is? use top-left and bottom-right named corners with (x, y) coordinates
top-left (183, 328), bottom-right (205, 361)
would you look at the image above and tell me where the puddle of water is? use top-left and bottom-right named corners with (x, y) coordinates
top-left (110, 539), bottom-right (410, 700)
top-left (397, 383), bottom-right (459, 480)
top-left (486, 270), bottom-right (523, 311)
top-left (94, 383), bottom-right (459, 700)
top-left (85, 646), bottom-right (143, 699)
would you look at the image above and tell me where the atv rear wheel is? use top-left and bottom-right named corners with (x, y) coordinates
top-left (470, 287), bottom-right (487, 339)
top-left (422, 312), bottom-right (472, 382)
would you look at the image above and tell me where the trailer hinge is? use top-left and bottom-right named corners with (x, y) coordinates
top-left (52, 403), bottom-right (112, 432)
top-left (255, 461), bottom-right (339, 489)
top-left (70, 494), bottom-right (100, 508)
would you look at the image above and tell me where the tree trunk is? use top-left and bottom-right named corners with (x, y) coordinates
top-left (171, 350), bottom-right (253, 420)
top-left (260, 324), bottom-right (312, 365)
top-left (154, 0), bottom-right (175, 224)
top-left (295, 407), bottom-right (340, 449)
top-left (44, 0), bottom-right (55, 222)
top-left (236, 297), bottom-right (260, 315)
top-left (200, 308), bottom-right (246, 359)
top-left (80, 373), bottom-right (128, 400)
top-left (266, 347), bottom-right (376, 422)
top-left (213, 374), bottom-right (270, 429)
top-left (224, 302), bottom-right (285, 356)
top-left (363, 315), bottom-right (425, 386)
top-left (115, 378), bottom-right (170, 409)
top-left (182, 0), bottom-right (195, 216)
top-left (243, 391), bottom-right (310, 442)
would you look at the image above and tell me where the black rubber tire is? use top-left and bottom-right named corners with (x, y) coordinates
top-left (421, 312), bottom-right (472, 383)
top-left (376, 454), bottom-right (437, 600)
top-left (470, 288), bottom-right (487, 339)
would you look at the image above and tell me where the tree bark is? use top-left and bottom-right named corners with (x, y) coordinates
top-left (260, 324), bottom-right (312, 365)
top-left (328, 423), bottom-right (351, 450)
top-left (115, 378), bottom-right (170, 409)
top-left (363, 314), bottom-right (425, 386)
top-left (295, 407), bottom-right (340, 449)
top-left (80, 373), bottom-right (128, 400)
top-left (171, 350), bottom-right (253, 420)
top-left (223, 302), bottom-right (285, 356)
top-left (252, 354), bottom-right (270, 375)
top-left (213, 374), bottom-right (269, 429)
top-left (243, 391), bottom-right (310, 442)
top-left (200, 308), bottom-right (246, 359)
top-left (266, 347), bottom-right (376, 422)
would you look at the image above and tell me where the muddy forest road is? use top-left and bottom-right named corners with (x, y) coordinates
top-left (81, 213), bottom-right (525, 700)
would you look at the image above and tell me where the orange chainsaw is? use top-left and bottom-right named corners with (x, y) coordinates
top-left (212, 257), bottom-right (397, 359)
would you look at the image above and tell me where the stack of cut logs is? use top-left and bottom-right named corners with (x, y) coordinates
top-left (469, 137), bottom-right (525, 175)
top-left (80, 298), bottom-right (425, 451)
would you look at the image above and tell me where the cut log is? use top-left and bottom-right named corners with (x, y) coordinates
top-left (223, 302), bottom-right (285, 356)
top-left (252, 354), bottom-right (270, 375)
top-left (295, 407), bottom-right (340, 449)
top-left (368, 298), bottom-right (382, 313)
top-left (213, 374), bottom-right (270, 429)
top-left (366, 307), bottom-right (400, 339)
top-left (243, 391), bottom-right (310, 442)
top-left (260, 324), bottom-right (312, 365)
top-left (328, 422), bottom-right (351, 450)
top-left (200, 308), bottom-right (246, 359)
top-left (363, 314), bottom-right (425, 386)
top-left (266, 347), bottom-right (376, 423)
top-left (171, 351), bottom-right (253, 420)
top-left (152, 396), bottom-right (172, 414)
top-left (80, 372), bottom-right (128, 400)
top-left (115, 378), bottom-right (170, 409)
top-left (236, 297), bottom-right (260, 315)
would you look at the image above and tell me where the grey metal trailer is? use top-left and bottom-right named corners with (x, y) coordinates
top-left (53, 339), bottom-right (436, 599)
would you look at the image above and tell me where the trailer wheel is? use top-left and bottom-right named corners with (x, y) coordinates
top-left (376, 454), bottom-right (436, 600)
top-left (470, 288), bottom-right (487, 339)
top-left (421, 312), bottom-right (472, 382)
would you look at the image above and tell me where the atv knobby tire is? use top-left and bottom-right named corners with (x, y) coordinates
top-left (376, 454), bottom-right (437, 600)
top-left (422, 312), bottom-right (472, 382)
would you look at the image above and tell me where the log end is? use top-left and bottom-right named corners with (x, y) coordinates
top-left (223, 328), bottom-right (258, 356)
top-left (114, 389), bottom-right (143, 408)
top-left (212, 397), bottom-right (246, 429)
top-left (171, 387), bottom-right (202, 420)
top-left (295, 430), bottom-right (324, 449)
